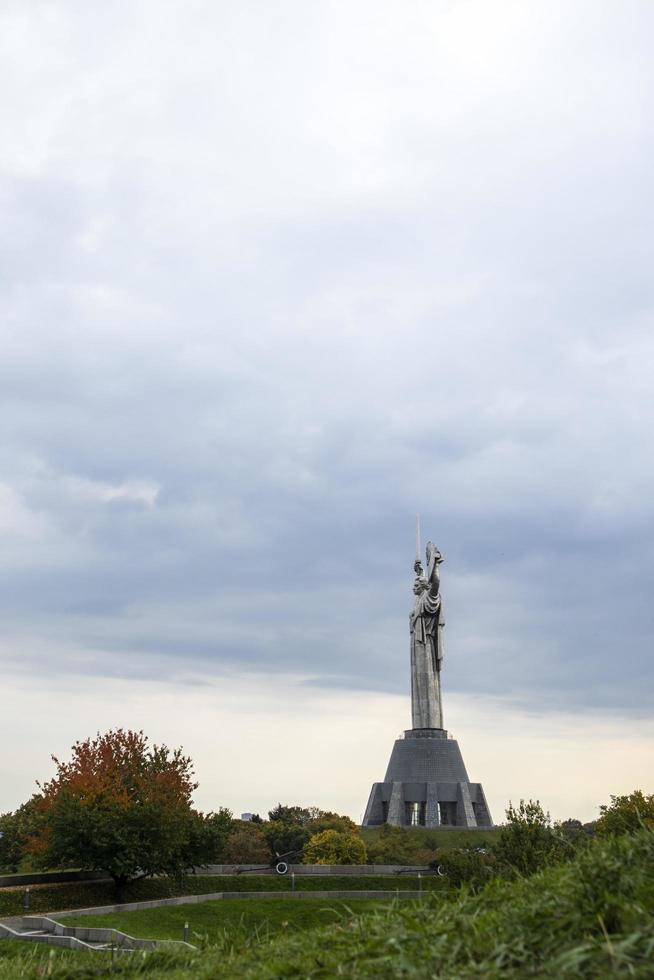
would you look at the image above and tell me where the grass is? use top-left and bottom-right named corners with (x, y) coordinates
top-left (2, 829), bottom-right (652, 978)
top-left (63, 897), bottom-right (387, 945)
top-left (360, 824), bottom-right (502, 853)
top-left (0, 899), bottom-right (389, 976)
top-left (0, 873), bottom-right (443, 917)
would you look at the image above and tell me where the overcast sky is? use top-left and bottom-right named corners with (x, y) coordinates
top-left (2, 0), bottom-right (653, 822)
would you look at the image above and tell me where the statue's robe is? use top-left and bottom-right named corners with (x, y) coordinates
top-left (410, 589), bottom-right (444, 729)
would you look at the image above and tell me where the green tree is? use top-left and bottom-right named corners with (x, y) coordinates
top-left (494, 799), bottom-right (570, 876)
top-left (304, 829), bottom-right (367, 865)
top-left (307, 811), bottom-right (358, 836)
top-left (265, 804), bottom-right (357, 860)
top-left (596, 790), bottom-right (654, 837)
top-left (181, 808), bottom-right (234, 869)
top-left (264, 821), bottom-right (310, 859)
top-left (32, 729), bottom-right (204, 897)
top-left (268, 804), bottom-right (319, 826)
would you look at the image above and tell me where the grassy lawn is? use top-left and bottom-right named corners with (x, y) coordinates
top-left (64, 897), bottom-right (389, 945)
top-left (0, 898), bottom-right (393, 977)
top-left (360, 825), bottom-right (502, 852)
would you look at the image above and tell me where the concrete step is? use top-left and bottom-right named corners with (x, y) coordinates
top-left (1, 914), bottom-right (196, 953)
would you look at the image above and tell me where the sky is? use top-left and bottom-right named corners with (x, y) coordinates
top-left (1, 0), bottom-right (653, 824)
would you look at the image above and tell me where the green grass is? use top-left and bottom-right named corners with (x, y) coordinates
top-left (64, 897), bottom-right (388, 945)
top-left (0, 873), bottom-right (443, 916)
top-left (2, 830), bottom-right (652, 978)
top-left (360, 824), bottom-right (502, 852)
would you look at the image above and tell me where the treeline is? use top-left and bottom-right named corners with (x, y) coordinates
top-left (429, 793), bottom-right (654, 890)
top-left (2, 727), bottom-right (652, 900)
top-left (0, 729), bottom-right (366, 894)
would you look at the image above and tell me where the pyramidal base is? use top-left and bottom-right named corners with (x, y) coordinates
top-left (362, 728), bottom-right (493, 828)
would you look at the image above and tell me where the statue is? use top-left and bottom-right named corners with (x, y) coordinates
top-left (362, 525), bottom-right (494, 829)
top-left (410, 540), bottom-right (445, 729)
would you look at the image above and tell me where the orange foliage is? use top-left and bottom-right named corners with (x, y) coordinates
top-left (38, 729), bottom-right (197, 813)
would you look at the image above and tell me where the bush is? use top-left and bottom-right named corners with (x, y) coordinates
top-left (303, 830), bottom-right (367, 865)
top-left (430, 845), bottom-right (497, 889)
top-left (494, 799), bottom-right (572, 876)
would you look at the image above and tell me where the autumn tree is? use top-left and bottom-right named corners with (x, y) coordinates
top-left (223, 823), bottom-right (271, 864)
top-left (32, 729), bottom-right (224, 896)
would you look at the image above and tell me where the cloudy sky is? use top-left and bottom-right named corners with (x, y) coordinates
top-left (2, 0), bottom-right (653, 823)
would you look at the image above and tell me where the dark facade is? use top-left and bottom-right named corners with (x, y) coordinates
top-left (363, 728), bottom-right (492, 828)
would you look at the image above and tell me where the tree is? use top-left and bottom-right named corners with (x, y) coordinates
top-left (265, 804), bottom-right (358, 861)
top-left (366, 824), bottom-right (416, 865)
top-left (264, 820), bottom-right (310, 859)
top-left (266, 804), bottom-right (314, 859)
top-left (181, 808), bottom-right (234, 869)
top-left (494, 800), bottom-right (571, 876)
top-left (0, 798), bottom-right (46, 872)
top-left (223, 824), bottom-right (271, 864)
top-left (307, 811), bottom-right (358, 836)
top-left (596, 790), bottom-right (654, 837)
top-left (31, 729), bottom-right (203, 896)
top-left (304, 830), bottom-right (367, 865)
top-left (268, 804), bottom-right (318, 826)
top-left (556, 817), bottom-right (597, 844)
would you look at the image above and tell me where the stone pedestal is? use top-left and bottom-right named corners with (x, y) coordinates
top-left (362, 728), bottom-right (492, 828)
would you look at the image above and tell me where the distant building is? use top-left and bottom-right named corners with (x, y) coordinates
top-left (240, 812), bottom-right (255, 821)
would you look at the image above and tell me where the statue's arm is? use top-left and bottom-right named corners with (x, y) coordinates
top-left (425, 542), bottom-right (442, 597)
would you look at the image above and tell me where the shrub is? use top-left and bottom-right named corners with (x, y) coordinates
top-left (494, 799), bottom-right (572, 876)
top-left (430, 845), bottom-right (497, 889)
top-left (303, 830), bottom-right (367, 865)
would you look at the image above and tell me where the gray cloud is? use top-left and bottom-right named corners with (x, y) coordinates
top-left (1, 0), bottom-right (654, 724)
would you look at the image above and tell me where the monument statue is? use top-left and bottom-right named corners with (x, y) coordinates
top-left (410, 541), bottom-right (445, 729)
top-left (362, 524), bottom-right (493, 828)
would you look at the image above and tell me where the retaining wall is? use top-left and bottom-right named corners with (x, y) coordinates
top-left (1, 864), bottom-right (433, 889)
top-left (52, 888), bottom-right (426, 917)
top-left (195, 863), bottom-right (430, 875)
top-left (0, 871), bottom-right (111, 889)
